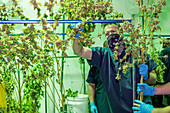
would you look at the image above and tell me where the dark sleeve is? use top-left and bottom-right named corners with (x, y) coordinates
top-left (146, 55), bottom-right (158, 74)
top-left (161, 47), bottom-right (170, 65)
top-left (161, 47), bottom-right (170, 56)
top-left (87, 47), bottom-right (110, 69)
top-left (161, 47), bottom-right (170, 83)
top-left (87, 47), bottom-right (103, 68)
top-left (86, 66), bottom-right (99, 83)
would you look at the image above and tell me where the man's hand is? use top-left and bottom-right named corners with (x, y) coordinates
top-left (90, 102), bottom-right (98, 113)
top-left (132, 100), bottom-right (154, 113)
top-left (139, 64), bottom-right (148, 80)
top-left (70, 23), bottom-right (83, 38)
top-left (137, 83), bottom-right (155, 96)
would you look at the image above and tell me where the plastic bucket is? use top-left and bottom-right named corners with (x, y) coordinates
top-left (67, 94), bottom-right (89, 113)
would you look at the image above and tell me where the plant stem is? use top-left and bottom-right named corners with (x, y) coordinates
top-left (17, 55), bottom-right (60, 112)
top-left (17, 63), bottom-right (22, 113)
top-left (53, 52), bottom-right (65, 113)
top-left (46, 78), bottom-right (58, 105)
top-left (49, 77), bottom-right (62, 101)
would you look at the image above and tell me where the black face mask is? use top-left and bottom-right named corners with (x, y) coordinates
top-left (107, 34), bottom-right (124, 55)
top-left (107, 34), bottom-right (120, 50)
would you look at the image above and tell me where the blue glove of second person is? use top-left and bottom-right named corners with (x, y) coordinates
top-left (137, 83), bottom-right (155, 96)
top-left (139, 64), bottom-right (148, 80)
top-left (90, 102), bottom-right (98, 113)
top-left (132, 100), bottom-right (154, 113)
top-left (70, 23), bottom-right (83, 39)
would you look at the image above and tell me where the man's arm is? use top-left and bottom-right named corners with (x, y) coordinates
top-left (73, 39), bottom-right (92, 60)
top-left (145, 71), bottom-right (157, 85)
top-left (137, 82), bottom-right (170, 96)
top-left (154, 82), bottom-right (170, 95)
top-left (132, 100), bottom-right (170, 113)
top-left (152, 106), bottom-right (170, 113)
top-left (88, 83), bottom-right (96, 102)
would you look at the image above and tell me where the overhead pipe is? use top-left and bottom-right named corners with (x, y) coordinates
top-left (0, 19), bottom-right (132, 24)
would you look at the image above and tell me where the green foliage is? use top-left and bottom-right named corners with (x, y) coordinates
top-left (61, 0), bottom-right (117, 47)
top-left (150, 47), bottom-right (166, 83)
top-left (65, 88), bottom-right (78, 99)
top-left (0, 70), bottom-right (18, 113)
top-left (0, 13), bottom-right (55, 113)
top-left (114, 0), bottom-right (167, 80)
top-left (22, 72), bottom-right (44, 113)
top-left (0, 0), bottom-right (68, 112)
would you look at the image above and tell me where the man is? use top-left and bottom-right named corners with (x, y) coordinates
top-left (160, 45), bottom-right (170, 107)
top-left (87, 41), bottom-right (111, 113)
top-left (71, 23), bottom-right (157, 113)
top-left (133, 44), bottom-right (170, 113)
top-left (151, 43), bottom-right (170, 108)
top-left (87, 66), bottom-right (111, 113)
top-left (132, 82), bottom-right (170, 113)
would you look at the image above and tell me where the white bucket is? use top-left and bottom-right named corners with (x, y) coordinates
top-left (67, 94), bottom-right (89, 113)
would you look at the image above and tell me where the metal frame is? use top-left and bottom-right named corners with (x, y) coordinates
top-left (1, 19), bottom-right (170, 113)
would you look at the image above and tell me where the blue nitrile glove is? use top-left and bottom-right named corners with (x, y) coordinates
top-left (90, 102), bottom-right (98, 113)
top-left (139, 64), bottom-right (148, 80)
top-left (70, 23), bottom-right (83, 39)
top-left (132, 100), bottom-right (154, 113)
top-left (137, 83), bottom-right (155, 96)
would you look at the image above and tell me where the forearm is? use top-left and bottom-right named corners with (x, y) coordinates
top-left (73, 39), bottom-right (83, 56)
top-left (73, 39), bottom-right (92, 60)
top-left (88, 84), bottom-right (96, 102)
top-left (152, 106), bottom-right (170, 113)
top-left (146, 71), bottom-right (156, 85)
top-left (154, 82), bottom-right (170, 95)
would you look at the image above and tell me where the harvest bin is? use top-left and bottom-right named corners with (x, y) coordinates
top-left (67, 94), bottom-right (89, 113)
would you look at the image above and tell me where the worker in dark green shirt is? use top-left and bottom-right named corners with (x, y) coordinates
top-left (149, 42), bottom-right (170, 108)
top-left (70, 23), bottom-right (157, 113)
top-left (132, 40), bottom-right (170, 113)
top-left (133, 82), bottom-right (170, 113)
